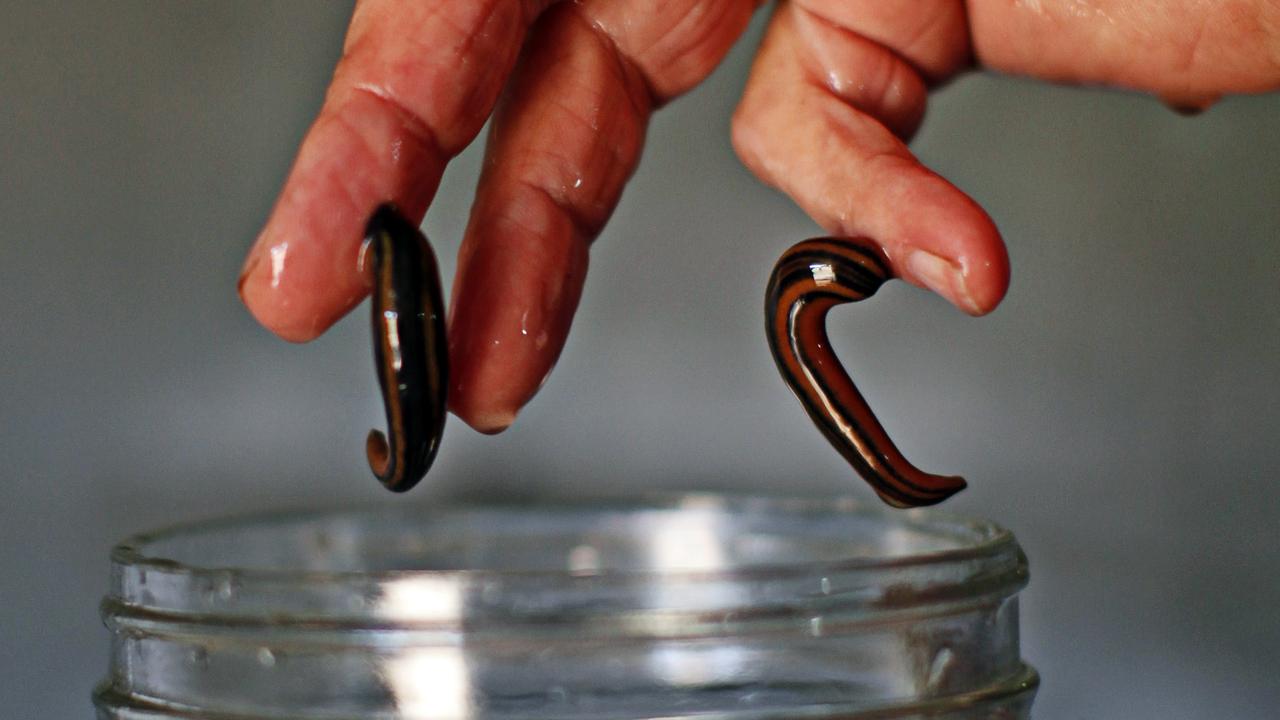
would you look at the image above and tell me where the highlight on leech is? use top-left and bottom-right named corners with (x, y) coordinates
top-left (363, 203), bottom-right (448, 493)
top-left (766, 237), bottom-right (967, 508)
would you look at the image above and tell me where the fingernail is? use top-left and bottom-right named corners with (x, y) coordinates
top-left (1166, 103), bottom-right (1206, 117)
top-left (466, 408), bottom-right (518, 435)
top-left (906, 249), bottom-right (981, 315)
top-left (1160, 93), bottom-right (1219, 117)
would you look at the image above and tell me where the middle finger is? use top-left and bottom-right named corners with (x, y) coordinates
top-left (447, 0), bottom-right (758, 432)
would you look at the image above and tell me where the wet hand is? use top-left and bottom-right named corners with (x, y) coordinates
top-left (238, 0), bottom-right (1280, 432)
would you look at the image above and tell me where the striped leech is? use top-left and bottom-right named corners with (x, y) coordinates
top-left (361, 210), bottom-right (954, 501)
top-left (364, 204), bottom-right (447, 492)
top-left (766, 237), bottom-right (967, 507)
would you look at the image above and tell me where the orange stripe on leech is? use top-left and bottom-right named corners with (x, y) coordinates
top-left (781, 288), bottom-right (828, 387)
top-left (775, 280), bottom-right (815, 319)
top-left (377, 234), bottom-right (406, 484)
top-left (777, 291), bottom-right (811, 374)
top-left (786, 238), bottom-right (857, 263)
top-left (800, 240), bottom-right (864, 263)
top-left (818, 238), bottom-right (890, 273)
top-left (771, 241), bottom-right (961, 504)
top-left (791, 298), bottom-right (945, 501)
top-left (776, 277), bottom-right (943, 501)
top-left (780, 248), bottom-right (886, 302)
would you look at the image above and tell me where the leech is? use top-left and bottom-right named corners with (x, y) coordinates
top-left (364, 204), bottom-right (447, 492)
top-left (765, 237), bottom-right (967, 507)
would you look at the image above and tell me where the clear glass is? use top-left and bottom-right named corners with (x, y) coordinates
top-left (95, 494), bottom-right (1037, 719)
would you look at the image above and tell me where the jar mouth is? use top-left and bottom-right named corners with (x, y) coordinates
top-left (100, 494), bottom-right (1035, 719)
top-left (104, 493), bottom-right (1028, 639)
top-left (111, 493), bottom-right (1018, 583)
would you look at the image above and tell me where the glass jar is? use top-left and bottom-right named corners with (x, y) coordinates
top-left (95, 494), bottom-right (1037, 719)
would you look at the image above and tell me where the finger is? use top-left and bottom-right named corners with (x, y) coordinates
top-left (733, 2), bottom-right (1009, 314)
top-left (968, 0), bottom-right (1280, 105)
top-left (787, 2), bottom-right (932, 139)
top-left (448, 0), bottom-right (756, 432)
top-left (238, 0), bottom-right (551, 342)
top-left (794, 0), bottom-right (971, 81)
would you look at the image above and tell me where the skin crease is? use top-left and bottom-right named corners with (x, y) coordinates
top-left (239, 0), bottom-right (1280, 433)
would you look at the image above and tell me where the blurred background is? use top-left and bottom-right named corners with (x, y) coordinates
top-left (2, 2), bottom-right (1277, 717)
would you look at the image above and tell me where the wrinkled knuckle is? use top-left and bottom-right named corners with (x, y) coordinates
top-left (888, 2), bottom-right (970, 79)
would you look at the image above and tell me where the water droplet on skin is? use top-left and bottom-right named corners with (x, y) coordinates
top-left (809, 616), bottom-right (824, 637)
top-left (820, 577), bottom-right (832, 595)
top-left (826, 70), bottom-right (843, 94)
top-left (257, 648), bottom-right (276, 667)
top-left (269, 243), bottom-right (288, 289)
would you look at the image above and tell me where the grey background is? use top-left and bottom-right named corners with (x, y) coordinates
top-left (2, 2), bottom-right (1277, 717)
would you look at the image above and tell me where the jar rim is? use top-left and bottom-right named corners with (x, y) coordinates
top-left (109, 492), bottom-right (1019, 584)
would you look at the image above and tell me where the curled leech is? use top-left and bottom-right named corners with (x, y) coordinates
top-left (765, 237), bottom-right (967, 507)
top-left (364, 204), bottom-right (448, 492)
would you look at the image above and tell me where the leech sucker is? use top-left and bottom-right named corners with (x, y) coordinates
top-left (365, 204), bottom-right (448, 492)
top-left (765, 237), bottom-right (967, 508)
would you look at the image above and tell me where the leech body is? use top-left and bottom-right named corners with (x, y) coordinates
top-left (766, 237), bottom-right (967, 507)
top-left (365, 204), bottom-right (447, 492)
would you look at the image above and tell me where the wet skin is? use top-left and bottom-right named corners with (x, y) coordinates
top-left (238, 0), bottom-right (1280, 433)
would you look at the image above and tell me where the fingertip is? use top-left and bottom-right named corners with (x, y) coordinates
top-left (237, 252), bottom-right (261, 304)
top-left (953, 206), bottom-right (1010, 316)
top-left (886, 171), bottom-right (1008, 316)
top-left (959, 243), bottom-right (1010, 316)
top-left (445, 321), bottom-right (527, 435)
top-left (900, 229), bottom-right (1008, 316)
top-left (237, 238), bottom-right (348, 343)
top-left (1160, 92), bottom-right (1221, 116)
top-left (238, 276), bottom-right (329, 343)
top-left (904, 249), bottom-right (976, 314)
top-left (449, 401), bottom-right (517, 435)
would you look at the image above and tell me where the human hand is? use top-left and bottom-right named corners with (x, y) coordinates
top-left (238, 0), bottom-right (1279, 432)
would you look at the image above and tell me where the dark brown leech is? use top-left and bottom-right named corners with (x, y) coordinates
top-left (365, 204), bottom-right (448, 492)
top-left (765, 237), bottom-right (966, 507)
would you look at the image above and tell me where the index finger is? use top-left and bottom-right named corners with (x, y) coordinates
top-left (239, 0), bottom-right (550, 342)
